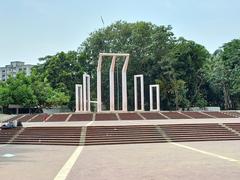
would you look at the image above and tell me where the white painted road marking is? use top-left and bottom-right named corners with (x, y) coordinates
top-left (54, 146), bottom-right (84, 180)
top-left (54, 120), bottom-right (94, 180)
top-left (171, 142), bottom-right (239, 162)
top-left (85, 121), bottom-right (94, 126)
top-left (2, 153), bottom-right (15, 158)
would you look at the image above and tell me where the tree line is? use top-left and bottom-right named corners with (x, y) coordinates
top-left (0, 21), bottom-right (239, 111)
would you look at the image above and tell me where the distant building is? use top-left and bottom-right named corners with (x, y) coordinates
top-left (0, 61), bottom-right (34, 81)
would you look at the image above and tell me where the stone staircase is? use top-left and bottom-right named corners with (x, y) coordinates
top-left (8, 127), bottom-right (81, 146)
top-left (1, 123), bottom-right (240, 146)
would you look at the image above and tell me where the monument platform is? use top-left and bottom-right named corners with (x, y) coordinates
top-left (4, 111), bottom-right (240, 123)
top-left (0, 111), bottom-right (240, 146)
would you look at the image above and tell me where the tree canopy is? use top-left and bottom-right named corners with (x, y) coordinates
top-left (1, 21), bottom-right (239, 111)
top-left (204, 39), bottom-right (240, 109)
top-left (0, 72), bottom-right (69, 109)
top-left (33, 51), bottom-right (87, 109)
top-left (78, 21), bottom-right (210, 110)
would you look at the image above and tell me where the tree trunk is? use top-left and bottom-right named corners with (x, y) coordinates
top-left (174, 89), bottom-right (179, 110)
top-left (223, 84), bottom-right (232, 109)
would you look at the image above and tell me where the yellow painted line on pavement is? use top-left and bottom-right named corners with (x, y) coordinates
top-left (54, 146), bottom-right (84, 180)
top-left (85, 121), bottom-right (94, 126)
top-left (54, 121), bottom-right (94, 180)
top-left (171, 142), bottom-right (239, 162)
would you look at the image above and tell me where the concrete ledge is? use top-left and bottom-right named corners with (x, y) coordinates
top-left (0, 114), bottom-right (15, 123)
top-left (22, 118), bottom-right (240, 127)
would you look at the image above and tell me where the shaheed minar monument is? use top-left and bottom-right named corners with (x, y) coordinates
top-left (75, 53), bottom-right (160, 113)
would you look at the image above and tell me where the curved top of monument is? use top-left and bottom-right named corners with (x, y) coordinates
top-left (99, 53), bottom-right (130, 57)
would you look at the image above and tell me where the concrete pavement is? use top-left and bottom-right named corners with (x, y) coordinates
top-left (0, 141), bottom-right (240, 180)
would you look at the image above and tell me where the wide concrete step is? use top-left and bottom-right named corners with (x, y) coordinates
top-left (84, 139), bottom-right (168, 146)
top-left (0, 128), bottom-right (23, 143)
top-left (13, 139), bottom-right (80, 142)
top-left (11, 111), bottom-right (238, 123)
top-left (15, 137), bottom-right (81, 140)
top-left (171, 137), bottom-right (240, 142)
top-left (1, 123), bottom-right (240, 146)
top-left (11, 142), bottom-right (80, 146)
top-left (222, 112), bottom-right (240, 118)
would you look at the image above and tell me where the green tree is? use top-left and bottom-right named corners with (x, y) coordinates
top-left (205, 39), bottom-right (240, 109)
top-left (161, 38), bottom-right (210, 108)
top-left (77, 21), bottom-right (211, 110)
top-left (8, 73), bottom-right (37, 107)
top-left (79, 21), bottom-right (175, 110)
top-left (0, 82), bottom-right (14, 107)
top-left (34, 51), bottom-right (86, 110)
top-left (0, 72), bottom-right (69, 110)
top-left (30, 70), bottom-right (70, 108)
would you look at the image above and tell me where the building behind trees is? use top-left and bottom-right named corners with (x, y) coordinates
top-left (0, 61), bottom-right (34, 81)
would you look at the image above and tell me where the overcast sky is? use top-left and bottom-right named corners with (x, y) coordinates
top-left (0, 0), bottom-right (239, 66)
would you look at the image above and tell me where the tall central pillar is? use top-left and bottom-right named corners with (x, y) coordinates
top-left (109, 56), bottom-right (116, 111)
top-left (97, 53), bottom-right (130, 112)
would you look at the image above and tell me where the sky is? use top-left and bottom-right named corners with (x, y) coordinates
top-left (0, 0), bottom-right (239, 66)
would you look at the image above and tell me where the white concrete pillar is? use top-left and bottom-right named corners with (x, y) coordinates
top-left (97, 53), bottom-right (129, 112)
top-left (87, 76), bottom-right (90, 111)
top-left (134, 75), bottom-right (144, 111)
top-left (83, 73), bottom-right (90, 112)
top-left (109, 56), bottom-right (116, 111)
top-left (75, 84), bottom-right (82, 112)
top-left (149, 84), bottom-right (160, 111)
top-left (122, 55), bottom-right (129, 111)
top-left (97, 55), bottom-right (103, 112)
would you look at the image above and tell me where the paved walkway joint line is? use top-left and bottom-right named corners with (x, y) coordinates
top-left (16, 115), bottom-right (26, 121)
top-left (27, 114), bottom-right (38, 122)
top-left (8, 128), bottom-right (25, 144)
top-left (65, 114), bottom-right (72, 122)
top-left (179, 112), bottom-right (193, 119)
top-left (116, 113), bottom-right (120, 121)
top-left (54, 146), bottom-right (84, 180)
top-left (92, 113), bottom-right (96, 121)
top-left (171, 142), bottom-right (239, 163)
top-left (155, 125), bottom-right (171, 142)
top-left (137, 112), bottom-right (146, 120)
top-left (158, 112), bottom-right (169, 119)
top-left (54, 120), bottom-right (94, 180)
top-left (45, 114), bottom-right (53, 122)
top-left (200, 112), bottom-right (216, 118)
top-left (79, 126), bottom-right (87, 146)
top-left (219, 123), bottom-right (240, 136)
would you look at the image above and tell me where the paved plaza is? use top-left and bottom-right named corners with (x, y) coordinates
top-left (0, 141), bottom-right (240, 180)
top-left (1, 113), bottom-right (240, 179)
